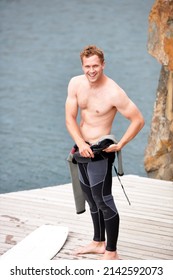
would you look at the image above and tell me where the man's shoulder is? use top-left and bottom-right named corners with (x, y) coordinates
top-left (107, 76), bottom-right (119, 87)
top-left (106, 77), bottom-right (124, 93)
top-left (70, 74), bottom-right (85, 84)
top-left (68, 75), bottom-right (86, 95)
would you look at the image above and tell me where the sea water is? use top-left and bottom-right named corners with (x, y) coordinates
top-left (0, 0), bottom-right (160, 193)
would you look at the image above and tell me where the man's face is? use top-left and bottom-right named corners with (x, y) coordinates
top-left (82, 55), bottom-right (105, 84)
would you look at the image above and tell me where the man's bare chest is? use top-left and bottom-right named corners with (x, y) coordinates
top-left (77, 91), bottom-right (114, 115)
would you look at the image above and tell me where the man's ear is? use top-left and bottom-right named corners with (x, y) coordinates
top-left (102, 61), bottom-right (105, 69)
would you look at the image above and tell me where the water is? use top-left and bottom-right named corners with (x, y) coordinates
top-left (0, 0), bottom-right (160, 194)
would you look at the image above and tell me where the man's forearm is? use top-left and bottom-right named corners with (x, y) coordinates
top-left (119, 118), bottom-right (144, 149)
top-left (66, 118), bottom-right (85, 147)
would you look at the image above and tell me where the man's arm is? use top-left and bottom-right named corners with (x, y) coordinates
top-left (118, 99), bottom-right (145, 147)
top-left (65, 78), bottom-right (94, 157)
top-left (104, 86), bottom-right (145, 153)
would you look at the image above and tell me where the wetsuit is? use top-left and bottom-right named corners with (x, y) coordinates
top-left (77, 152), bottom-right (119, 252)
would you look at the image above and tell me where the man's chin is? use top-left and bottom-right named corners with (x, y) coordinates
top-left (88, 76), bottom-right (97, 83)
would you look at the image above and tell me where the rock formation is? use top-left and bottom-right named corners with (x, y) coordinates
top-left (144, 0), bottom-right (173, 180)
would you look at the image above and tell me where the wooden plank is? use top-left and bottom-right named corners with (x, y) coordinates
top-left (0, 175), bottom-right (173, 260)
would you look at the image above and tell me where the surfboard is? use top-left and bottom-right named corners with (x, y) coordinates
top-left (0, 224), bottom-right (68, 260)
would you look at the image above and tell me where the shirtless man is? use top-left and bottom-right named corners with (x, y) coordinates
top-left (65, 45), bottom-right (145, 260)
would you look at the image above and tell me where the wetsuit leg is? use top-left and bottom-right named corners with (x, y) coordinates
top-left (77, 163), bottom-right (105, 242)
top-left (78, 154), bottom-right (119, 251)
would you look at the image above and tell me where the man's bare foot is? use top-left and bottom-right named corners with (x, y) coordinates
top-left (73, 241), bottom-right (106, 255)
top-left (100, 250), bottom-right (121, 260)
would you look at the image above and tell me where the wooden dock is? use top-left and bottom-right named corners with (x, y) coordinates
top-left (0, 175), bottom-right (173, 260)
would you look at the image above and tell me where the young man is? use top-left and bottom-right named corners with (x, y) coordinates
top-left (65, 45), bottom-right (144, 260)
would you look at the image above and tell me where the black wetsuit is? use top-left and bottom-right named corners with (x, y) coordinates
top-left (77, 152), bottom-right (119, 252)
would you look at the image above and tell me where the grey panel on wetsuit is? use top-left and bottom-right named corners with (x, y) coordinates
top-left (67, 152), bottom-right (86, 214)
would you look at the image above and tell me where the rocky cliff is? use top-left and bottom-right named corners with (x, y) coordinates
top-left (144, 0), bottom-right (173, 180)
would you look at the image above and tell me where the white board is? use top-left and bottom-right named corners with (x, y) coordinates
top-left (0, 224), bottom-right (68, 260)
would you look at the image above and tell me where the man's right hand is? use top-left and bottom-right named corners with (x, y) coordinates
top-left (79, 142), bottom-right (94, 158)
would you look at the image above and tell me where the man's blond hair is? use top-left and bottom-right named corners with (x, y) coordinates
top-left (80, 45), bottom-right (105, 64)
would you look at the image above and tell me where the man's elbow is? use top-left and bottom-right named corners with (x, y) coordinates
top-left (65, 118), bottom-right (71, 130)
top-left (65, 115), bottom-right (75, 131)
top-left (139, 115), bottom-right (145, 130)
